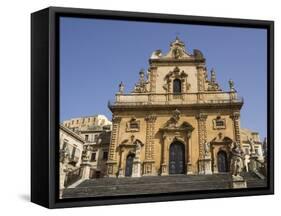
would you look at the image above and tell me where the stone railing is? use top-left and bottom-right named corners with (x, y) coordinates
top-left (64, 167), bottom-right (82, 187)
top-left (108, 92), bottom-right (243, 107)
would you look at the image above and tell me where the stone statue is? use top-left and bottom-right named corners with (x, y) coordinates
top-left (135, 141), bottom-right (141, 160)
top-left (60, 145), bottom-right (70, 164)
top-left (204, 140), bottom-right (211, 157)
top-left (132, 69), bottom-right (148, 93)
top-left (81, 145), bottom-right (90, 162)
top-left (247, 136), bottom-right (256, 155)
top-left (229, 79), bottom-right (235, 92)
top-left (244, 154), bottom-right (250, 172)
top-left (230, 142), bottom-right (244, 179)
top-left (118, 81), bottom-right (124, 94)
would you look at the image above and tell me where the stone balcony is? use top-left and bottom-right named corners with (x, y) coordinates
top-left (108, 92), bottom-right (243, 110)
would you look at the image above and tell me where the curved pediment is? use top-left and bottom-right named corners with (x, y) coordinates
top-left (180, 121), bottom-right (194, 131)
top-left (164, 67), bottom-right (188, 80)
top-left (211, 133), bottom-right (233, 143)
top-left (150, 37), bottom-right (205, 63)
top-left (119, 136), bottom-right (144, 148)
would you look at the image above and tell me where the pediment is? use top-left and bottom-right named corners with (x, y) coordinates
top-left (150, 37), bottom-right (192, 60)
top-left (211, 133), bottom-right (233, 143)
top-left (119, 136), bottom-right (144, 148)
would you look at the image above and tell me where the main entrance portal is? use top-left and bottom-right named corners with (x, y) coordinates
top-left (169, 142), bottom-right (185, 174)
top-left (125, 154), bottom-right (134, 177)
top-left (217, 150), bottom-right (228, 173)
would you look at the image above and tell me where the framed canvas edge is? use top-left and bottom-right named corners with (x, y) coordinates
top-left (31, 6), bottom-right (274, 209)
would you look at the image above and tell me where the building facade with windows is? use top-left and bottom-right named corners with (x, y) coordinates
top-left (59, 125), bottom-right (85, 190)
top-left (81, 127), bottom-right (111, 178)
top-left (59, 115), bottom-right (112, 191)
top-left (62, 114), bottom-right (112, 133)
top-left (241, 128), bottom-right (264, 159)
top-left (107, 37), bottom-right (244, 177)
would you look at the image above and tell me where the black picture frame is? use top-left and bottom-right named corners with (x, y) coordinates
top-left (31, 6), bottom-right (274, 208)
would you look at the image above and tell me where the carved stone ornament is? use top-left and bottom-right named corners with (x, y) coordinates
top-left (165, 67), bottom-right (187, 81)
top-left (207, 68), bottom-right (221, 91)
top-left (172, 47), bottom-right (183, 59)
top-left (170, 37), bottom-right (186, 59)
top-left (166, 109), bottom-right (181, 128)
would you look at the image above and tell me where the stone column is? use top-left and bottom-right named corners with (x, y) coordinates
top-left (143, 114), bottom-right (157, 176)
top-left (231, 112), bottom-right (241, 146)
top-left (167, 79), bottom-right (172, 101)
top-left (197, 66), bottom-right (206, 103)
top-left (149, 66), bottom-right (157, 93)
top-left (59, 162), bottom-right (67, 198)
top-left (161, 135), bottom-right (169, 176)
top-left (186, 132), bottom-right (193, 174)
top-left (117, 149), bottom-right (125, 177)
top-left (59, 164), bottom-right (66, 190)
top-left (106, 115), bottom-right (121, 177)
top-left (196, 113), bottom-right (208, 174)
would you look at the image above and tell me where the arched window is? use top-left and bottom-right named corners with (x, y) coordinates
top-left (173, 79), bottom-right (181, 94)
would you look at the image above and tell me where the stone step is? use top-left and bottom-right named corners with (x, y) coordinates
top-left (62, 172), bottom-right (266, 199)
top-left (77, 174), bottom-right (231, 187)
top-left (63, 179), bottom-right (231, 198)
top-left (63, 174), bottom-right (232, 198)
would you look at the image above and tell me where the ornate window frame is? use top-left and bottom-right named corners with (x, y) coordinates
top-left (213, 116), bottom-right (226, 130)
top-left (126, 117), bottom-right (140, 132)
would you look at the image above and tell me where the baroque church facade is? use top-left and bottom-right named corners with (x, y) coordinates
top-left (106, 37), bottom-right (244, 177)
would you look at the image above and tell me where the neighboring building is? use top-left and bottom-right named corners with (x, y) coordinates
top-left (107, 37), bottom-right (244, 177)
top-left (60, 125), bottom-right (85, 168)
top-left (60, 115), bottom-right (112, 185)
top-left (59, 125), bottom-right (85, 189)
top-left (240, 128), bottom-right (264, 162)
top-left (80, 126), bottom-right (111, 178)
top-left (62, 114), bottom-right (112, 133)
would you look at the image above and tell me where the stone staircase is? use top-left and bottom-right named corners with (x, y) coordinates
top-left (242, 172), bottom-right (267, 188)
top-left (62, 172), bottom-right (266, 199)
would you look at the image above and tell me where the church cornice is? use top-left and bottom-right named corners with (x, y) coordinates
top-left (149, 58), bottom-right (205, 66)
top-left (108, 101), bottom-right (243, 112)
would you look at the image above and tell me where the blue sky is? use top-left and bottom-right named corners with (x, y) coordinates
top-left (60, 17), bottom-right (267, 139)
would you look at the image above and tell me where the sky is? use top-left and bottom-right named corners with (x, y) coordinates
top-left (60, 17), bottom-right (267, 139)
